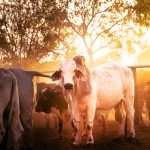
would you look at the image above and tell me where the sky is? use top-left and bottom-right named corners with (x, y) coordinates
top-left (75, 26), bottom-right (150, 66)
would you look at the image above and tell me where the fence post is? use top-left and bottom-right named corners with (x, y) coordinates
top-left (131, 67), bottom-right (139, 124)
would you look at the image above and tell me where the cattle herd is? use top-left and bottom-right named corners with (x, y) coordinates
top-left (0, 56), bottom-right (150, 150)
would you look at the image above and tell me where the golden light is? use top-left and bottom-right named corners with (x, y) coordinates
top-left (40, 0), bottom-right (150, 68)
top-left (73, 22), bottom-right (150, 67)
top-left (120, 53), bottom-right (136, 66)
top-left (75, 36), bottom-right (90, 62)
top-left (93, 48), bottom-right (109, 61)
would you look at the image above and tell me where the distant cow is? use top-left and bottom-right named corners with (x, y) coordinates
top-left (135, 82), bottom-right (150, 126)
top-left (144, 81), bottom-right (150, 127)
top-left (51, 56), bottom-right (135, 145)
top-left (35, 84), bottom-right (68, 138)
top-left (0, 69), bottom-right (23, 150)
top-left (9, 68), bottom-right (50, 149)
top-left (135, 84), bottom-right (145, 125)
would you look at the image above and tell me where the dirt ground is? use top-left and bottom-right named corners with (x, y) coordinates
top-left (32, 114), bottom-right (150, 150)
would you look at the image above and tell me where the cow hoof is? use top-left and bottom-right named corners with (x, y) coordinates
top-left (86, 136), bottom-right (94, 145)
top-left (86, 142), bottom-right (94, 148)
top-left (86, 140), bottom-right (94, 145)
top-left (114, 135), bottom-right (124, 143)
top-left (73, 141), bottom-right (80, 146)
top-left (127, 136), bottom-right (140, 144)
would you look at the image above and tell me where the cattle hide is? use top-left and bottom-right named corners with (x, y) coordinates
top-left (35, 83), bottom-right (68, 138)
top-left (9, 68), bottom-right (50, 149)
top-left (0, 69), bottom-right (23, 150)
top-left (51, 56), bottom-right (135, 145)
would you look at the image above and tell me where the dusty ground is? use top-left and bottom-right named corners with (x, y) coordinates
top-left (32, 115), bottom-right (150, 150)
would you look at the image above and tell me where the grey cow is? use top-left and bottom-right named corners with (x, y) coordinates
top-left (9, 68), bottom-right (50, 149)
top-left (0, 68), bottom-right (23, 150)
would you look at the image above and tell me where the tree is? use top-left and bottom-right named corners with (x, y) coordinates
top-left (63, 0), bottom-right (134, 66)
top-left (0, 0), bottom-right (68, 67)
top-left (133, 0), bottom-right (150, 27)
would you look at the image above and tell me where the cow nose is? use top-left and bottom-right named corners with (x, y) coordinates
top-left (64, 83), bottom-right (73, 89)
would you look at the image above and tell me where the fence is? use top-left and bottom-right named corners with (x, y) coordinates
top-left (128, 65), bottom-right (150, 124)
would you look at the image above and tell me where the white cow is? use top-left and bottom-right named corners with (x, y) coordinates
top-left (51, 56), bottom-right (135, 145)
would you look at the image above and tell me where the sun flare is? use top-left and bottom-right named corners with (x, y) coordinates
top-left (74, 25), bottom-right (150, 67)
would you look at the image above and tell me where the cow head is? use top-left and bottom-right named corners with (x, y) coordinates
top-left (51, 59), bottom-right (87, 90)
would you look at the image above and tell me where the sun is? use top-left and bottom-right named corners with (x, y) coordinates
top-left (120, 53), bottom-right (136, 66)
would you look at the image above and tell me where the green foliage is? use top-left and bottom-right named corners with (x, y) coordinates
top-left (0, 0), bottom-right (68, 67)
top-left (0, 0), bottom-right (145, 68)
top-left (64, 0), bottom-right (133, 65)
top-left (134, 0), bottom-right (150, 26)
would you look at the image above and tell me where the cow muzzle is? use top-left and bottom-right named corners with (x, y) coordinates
top-left (64, 83), bottom-right (73, 90)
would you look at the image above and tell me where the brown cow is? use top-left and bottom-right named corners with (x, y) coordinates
top-left (35, 84), bottom-right (68, 138)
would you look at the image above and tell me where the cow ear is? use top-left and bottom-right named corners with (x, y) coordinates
top-left (75, 69), bottom-right (87, 81)
top-left (51, 70), bottom-right (61, 81)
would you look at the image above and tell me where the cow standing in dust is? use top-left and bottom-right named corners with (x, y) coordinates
top-left (144, 82), bottom-right (150, 127)
top-left (51, 56), bottom-right (135, 145)
top-left (9, 68), bottom-right (51, 149)
top-left (35, 84), bottom-right (68, 138)
top-left (0, 69), bottom-right (23, 150)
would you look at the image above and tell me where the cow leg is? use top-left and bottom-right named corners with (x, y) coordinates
top-left (51, 108), bottom-right (63, 139)
top-left (86, 121), bottom-right (94, 145)
top-left (145, 100), bottom-right (150, 127)
top-left (57, 116), bottom-right (63, 139)
top-left (71, 120), bottom-right (77, 141)
top-left (124, 95), bottom-right (135, 138)
top-left (20, 112), bottom-right (33, 149)
top-left (148, 112), bottom-right (150, 127)
top-left (0, 109), bottom-right (5, 138)
top-left (0, 108), bottom-right (6, 149)
top-left (82, 117), bottom-right (87, 136)
top-left (100, 115), bottom-right (107, 135)
top-left (86, 104), bottom-right (96, 145)
top-left (114, 101), bottom-right (125, 138)
top-left (72, 119), bottom-right (81, 145)
top-left (137, 98), bottom-right (145, 126)
top-left (9, 109), bottom-right (24, 150)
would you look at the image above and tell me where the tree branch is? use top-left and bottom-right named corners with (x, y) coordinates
top-left (91, 14), bottom-right (128, 47)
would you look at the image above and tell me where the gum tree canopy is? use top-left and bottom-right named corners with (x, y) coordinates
top-left (134, 0), bottom-right (150, 27)
top-left (0, 0), bottom-right (68, 67)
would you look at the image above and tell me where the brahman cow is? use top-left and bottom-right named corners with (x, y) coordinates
top-left (9, 68), bottom-right (50, 149)
top-left (35, 84), bottom-right (68, 138)
top-left (0, 69), bottom-right (23, 150)
top-left (51, 56), bottom-right (135, 145)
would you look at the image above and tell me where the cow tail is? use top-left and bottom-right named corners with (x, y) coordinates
top-left (7, 70), bottom-right (23, 150)
top-left (125, 114), bottom-right (128, 138)
top-left (26, 71), bottom-right (51, 78)
top-left (26, 71), bottom-right (51, 109)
